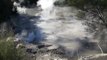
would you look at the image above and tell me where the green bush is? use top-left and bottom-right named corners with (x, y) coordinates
top-left (0, 41), bottom-right (20, 60)
top-left (0, 31), bottom-right (24, 60)
top-left (0, 38), bottom-right (24, 60)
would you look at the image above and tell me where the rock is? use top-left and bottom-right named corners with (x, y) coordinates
top-left (26, 48), bottom-right (37, 54)
top-left (6, 37), bottom-right (13, 41)
top-left (25, 44), bottom-right (38, 54)
top-left (16, 43), bottom-right (25, 48)
top-left (37, 44), bottom-right (52, 49)
top-left (47, 45), bottom-right (58, 50)
top-left (79, 54), bottom-right (107, 60)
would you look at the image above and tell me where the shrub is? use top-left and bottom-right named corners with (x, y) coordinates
top-left (0, 24), bottom-right (24, 60)
top-left (0, 38), bottom-right (24, 60)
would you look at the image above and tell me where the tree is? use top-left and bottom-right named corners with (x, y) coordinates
top-left (66, 0), bottom-right (107, 53)
top-left (66, 0), bottom-right (107, 27)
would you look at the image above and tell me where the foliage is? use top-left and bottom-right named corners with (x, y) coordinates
top-left (66, 0), bottom-right (107, 29)
top-left (0, 40), bottom-right (19, 60)
top-left (0, 38), bottom-right (24, 60)
top-left (66, 0), bottom-right (107, 52)
top-left (66, 0), bottom-right (107, 10)
top-left (0, 23), bottom-right (24, 60)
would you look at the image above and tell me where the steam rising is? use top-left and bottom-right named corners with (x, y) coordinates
top-left (37, 0), bottom-right (56, 9)
top-left (36, 0), bottom-right (89, 52)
